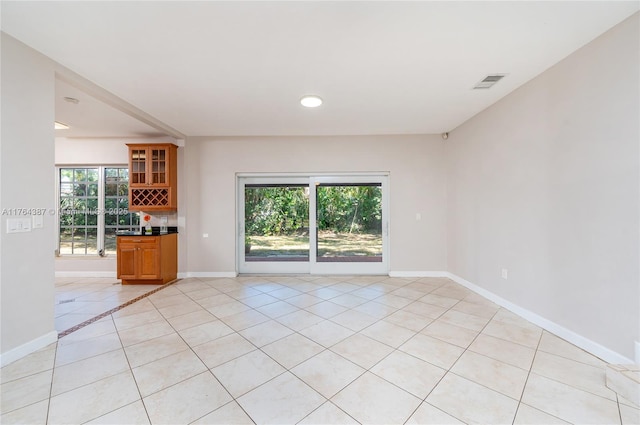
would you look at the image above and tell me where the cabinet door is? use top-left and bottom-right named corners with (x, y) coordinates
top-left (117, 244), bottom-right (138, 279)
top-left (129, 147), bottom-right (147, 186)
top-left (138, 244), bottom-right (161, 279)
top-left (149, 147), bottom-right (169, 186)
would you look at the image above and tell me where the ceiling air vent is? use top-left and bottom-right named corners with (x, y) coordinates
top-left (473, 74), bottom-right (506, 89)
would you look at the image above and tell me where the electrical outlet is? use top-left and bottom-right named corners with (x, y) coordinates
top-left (501, 268), bottom-right (508, 280)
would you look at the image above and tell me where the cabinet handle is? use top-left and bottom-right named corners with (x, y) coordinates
top-left (132, 240), bottom-right (142, 242)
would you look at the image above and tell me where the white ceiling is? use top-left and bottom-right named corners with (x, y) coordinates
top-left (54, 79), bottom-right (168, 139)
top-left (2, 1), bottom-right (638, 138)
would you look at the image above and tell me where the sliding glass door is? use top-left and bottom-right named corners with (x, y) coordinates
top-left (238, 175), bottom-right (388, 274)
top-left (310, 177), bottom-right (387, 274)
top-left (240, 177), bottom-right (310, 273)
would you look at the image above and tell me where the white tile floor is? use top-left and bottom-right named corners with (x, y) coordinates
top-left (54, 277), bottom-right (160, 333)
top-left (2, 275), bottom-right (639, 424)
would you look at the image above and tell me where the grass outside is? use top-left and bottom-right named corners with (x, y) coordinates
top-left (59, 236), bottom-right (118, 255)
top-left (246, 231), bottom-right (382, 258)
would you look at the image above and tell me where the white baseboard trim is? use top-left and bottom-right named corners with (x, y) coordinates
top-left (445, 272), bottom-right (635, 365)
top-left (184, 272), bottom-right (238, 278)
top-left (0, 331), bottom-right (58, 367)
top-left (55, 271), bottom-right (117, 278)
top-left (56, 271), bottom-right (240, 279)
top-left (389, 271), bottom-right (448, 278)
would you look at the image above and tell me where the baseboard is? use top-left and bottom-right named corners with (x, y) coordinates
top-left (66, 270), bottom-right (443, 279)
top-left (445, 272), bottom-right (635, 365)
top-left (55, 271), bottom-right (117, 278)
top-left (389, 271), bottom-right (448, 278)
top-left (56, 271), bottom-right (236, 279)
top-left (184, 272), bottom-right (238, 278)
top-left (0, 331), bottom-right (58, 367)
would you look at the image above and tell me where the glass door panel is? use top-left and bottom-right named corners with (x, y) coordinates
top-left (316, 183), bottom-right (382, 263)
top-left (239, 179), bottom-right (310, 274)
top-left (310, 176), bottom-right (388, 275)
top-left (151, 148), bottom-right (167, 184)
top-left (130, 149), bottom-right (146, 184)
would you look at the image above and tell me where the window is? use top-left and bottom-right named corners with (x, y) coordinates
top-left (58, 166), bottom-right (139, 256)
top-left (104, 168), bottom-right (139, 254)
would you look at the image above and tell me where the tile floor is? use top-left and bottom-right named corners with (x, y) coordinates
top-left (2, 275), bottom-right (639, 424)
top-left (54, 277), bottom-right (161, 333)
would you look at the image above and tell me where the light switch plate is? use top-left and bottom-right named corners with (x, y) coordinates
top-left (7, 218), bottom-right (32, 233)
top-left (33, 215), bottom-right (44, 229)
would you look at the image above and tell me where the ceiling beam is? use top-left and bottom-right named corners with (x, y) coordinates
top-left (55, 63), bottom-right (187, 142)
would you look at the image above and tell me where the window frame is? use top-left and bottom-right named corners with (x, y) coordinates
top-left (237, 173), bottom-right (390, 275)
top-left (56, 165), bottom-right (139, 257)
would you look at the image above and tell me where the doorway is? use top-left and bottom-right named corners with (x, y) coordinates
top-left (238, 175), bottom-right (389, 275)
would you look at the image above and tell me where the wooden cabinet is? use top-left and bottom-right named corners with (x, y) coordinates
top-left (116, 234), bottom-right (177, 285)
top-left (127, 143), bottom-right (178, 211)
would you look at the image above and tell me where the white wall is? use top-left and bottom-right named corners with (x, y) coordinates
top-left (184, 135), bottom-right (448, 275)
top-left (1, 34), bottom-right (57, 364)
top-left (55, 137), bottom-right (129, 165)
top-left (54, 137), bottom-right (175, 165)
top-left (446, 13), bottom-right (639, 362)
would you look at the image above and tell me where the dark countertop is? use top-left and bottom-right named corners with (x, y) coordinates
top-left (116, 227), bottom-right (178, 236)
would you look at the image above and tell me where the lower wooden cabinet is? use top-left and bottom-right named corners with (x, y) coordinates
top-left (116, 233), bottom-right (177, 285)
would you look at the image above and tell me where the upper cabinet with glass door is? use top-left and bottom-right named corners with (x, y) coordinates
top-left (126, 143), bottom-right (178, 211)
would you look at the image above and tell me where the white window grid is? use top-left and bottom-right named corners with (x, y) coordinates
top-left (57, 166), bottom-right (140, 256)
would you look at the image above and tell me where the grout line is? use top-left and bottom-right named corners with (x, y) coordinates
top-left (295, 397), bottom-right (360, 425)
top-left (511, 324), bottom-right (544, 425)
top-left (151, 282), bottom-right (241, 419)
top-left (398, 296), bottom-right (495, 425)
top-left (87, 314), bottom-right (153, 425)
top-left (525, 338), bottom-right (623, 406)
top-left (616, 393), bottom-right (624, 425)
top-left (536, 345), bottom-right (609, 369)
top-left (57, 279), bottom-right (181, 339)
top-left (44, 339), bottom-right (59, 425)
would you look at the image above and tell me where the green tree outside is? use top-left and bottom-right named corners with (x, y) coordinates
top-left (244, 185), bottom-right (382, 237)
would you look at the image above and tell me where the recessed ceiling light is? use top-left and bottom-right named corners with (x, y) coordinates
top-left (55, 121), bottom-right (70, 130)
top-left (300, 95), bottom-right (323, 108)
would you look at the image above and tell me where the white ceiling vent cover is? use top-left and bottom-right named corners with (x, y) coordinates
top-left (473, 74), bottom-right (506, 89)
